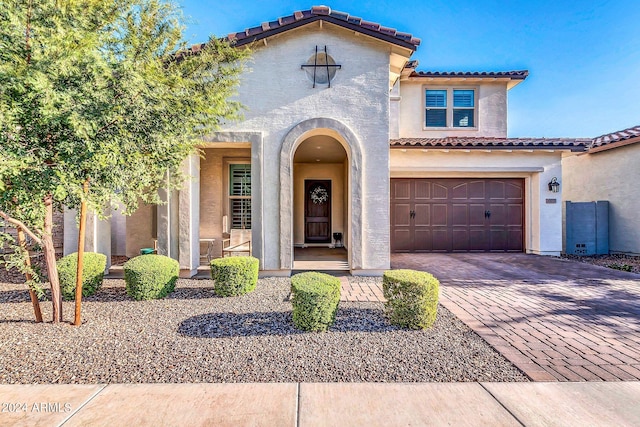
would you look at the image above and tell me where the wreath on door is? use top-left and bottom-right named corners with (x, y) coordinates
top-left (310, 186), bottom-right (329, 204)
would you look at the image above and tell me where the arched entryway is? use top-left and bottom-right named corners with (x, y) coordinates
top-left (279, 118), bottom-right (363, 272)
top-left (293, 135), bottom-right (348, 269)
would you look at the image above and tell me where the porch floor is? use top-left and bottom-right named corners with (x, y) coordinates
top-left (293, 247), bottom-right (349, 271)
top-left (107, 248), bottom-right (350, 278)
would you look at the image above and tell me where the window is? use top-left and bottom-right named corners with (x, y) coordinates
top-left (425, 88), bottom-right (476, 128)
top-left (425, 90), bottom-right (447, 127)
top-left (453, 90), bottom-right (474, 127)
top-left (229, 164), bottom-right (251, 229)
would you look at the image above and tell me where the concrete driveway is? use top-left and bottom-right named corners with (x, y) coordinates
top-left (391, 253), bottom-right (640, 381)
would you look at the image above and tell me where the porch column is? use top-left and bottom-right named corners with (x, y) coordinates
top-left (85, 209), bottom-right (112, 271)
top-left (63, 206), bottom-right (112, 271)
top-left (178, 154), bottom-right (200, 277)
top-left (156, 174), bottom-right (179, 260)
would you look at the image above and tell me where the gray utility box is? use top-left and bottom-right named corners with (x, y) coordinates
top-left (565, 201), bottom-right (609, 255)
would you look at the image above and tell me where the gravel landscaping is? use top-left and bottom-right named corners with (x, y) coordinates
top-left (0, 276), bottom-right (528, 384)
top-left (562, 253), bottom-right (640, 274)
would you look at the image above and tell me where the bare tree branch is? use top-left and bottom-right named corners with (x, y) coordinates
top-left (0, 210), bottom-right (43, 245)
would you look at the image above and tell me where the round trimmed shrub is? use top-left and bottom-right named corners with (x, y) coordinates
top-left (57, 252), bottom-right (107, 300)
top-left (123, 254), bottom-right (179, 300)
top-left (291, 272), bottom-right (341, 332)
top-left (210, 256), bottom-right (259, 297)
top-left (383, 269), bottom-right (439, 329)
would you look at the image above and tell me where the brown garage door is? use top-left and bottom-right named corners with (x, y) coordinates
top-left (391, 178), bottom-right (524, 253)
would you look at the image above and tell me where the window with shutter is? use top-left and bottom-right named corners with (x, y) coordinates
top-left (453, 90), bottom-right (475, 127)
top-left (425, 90), bottom-right (447, 127)
top-left (424, 88), bottom-right (476, 128)
top-left (229, 164), bottom-right (251, 229)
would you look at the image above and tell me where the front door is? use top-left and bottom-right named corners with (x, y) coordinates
top-left (305, 180), bottom-right (331, 243)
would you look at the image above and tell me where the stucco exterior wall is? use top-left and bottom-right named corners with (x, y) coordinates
top-left (390, 149), bottom-right (566, 255)
top-left (293, 162), bottom-right (346, 245)
top-left (222, 23), bottom-right (391, 273)
top-left (110, 205), bottom-right (126, 256)
top-left (562, 144), bottom-right (640, 254)
top-left (125, 203), bottom-right (155, 258)
top-left (398, 80), bottom-right (508, 138)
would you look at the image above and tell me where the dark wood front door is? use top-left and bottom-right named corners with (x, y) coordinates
top-left (391, 178), bottom-right (524, 253)
top-left (305, 180), bottom-right (331, 243)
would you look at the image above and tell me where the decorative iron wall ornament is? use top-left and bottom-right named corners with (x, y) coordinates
top-left (301, 45), bottom-right (342, 88)
top-left (310, 185), bottom-right (329, 204)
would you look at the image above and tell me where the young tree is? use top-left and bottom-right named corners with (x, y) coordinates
top-left (0, 0), bottom-right (248, 323)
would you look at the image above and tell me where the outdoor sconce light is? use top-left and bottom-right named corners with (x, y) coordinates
top-left (548, 177), bottom-right (560, 193)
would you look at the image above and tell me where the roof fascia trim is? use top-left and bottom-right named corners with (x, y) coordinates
top-left (231, 15), bottom-right (418, 51)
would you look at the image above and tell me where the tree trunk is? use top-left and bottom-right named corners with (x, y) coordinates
top-left (74, 180), bottom-right (89, 326)
top-left (43, 194), bottom-right (62, 323)
top-left (17, 228), bottom-right (43, 323)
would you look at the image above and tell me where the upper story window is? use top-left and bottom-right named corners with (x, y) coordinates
top-left (425, 88), bottom-right (476, 128)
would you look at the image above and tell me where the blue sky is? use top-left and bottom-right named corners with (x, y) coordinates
top-left (179, 1), bottom-right (639, 138)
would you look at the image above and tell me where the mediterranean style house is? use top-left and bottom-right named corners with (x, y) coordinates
top-left (63, 6), bottom-right (595, 276)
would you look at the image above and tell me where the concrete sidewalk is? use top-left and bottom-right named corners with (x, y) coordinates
top-left (1, 382), bottom-right (639, 426)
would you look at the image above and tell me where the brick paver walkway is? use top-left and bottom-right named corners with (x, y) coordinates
top-left (340, 277), bottom-right (385, 302)
top-left (391, 253), bottom-right (640, 382)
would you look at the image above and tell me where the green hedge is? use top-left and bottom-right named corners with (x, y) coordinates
top-left (210, 256), bottom-right (259, 297)
top-left (57, 252), bottom-right (107, 300)
top-left (123, 255), bottom-right (179, 300)
top-left (383, 269), bottom-right (439, 329)
top-left (291, 272), bottom-right (341, 332)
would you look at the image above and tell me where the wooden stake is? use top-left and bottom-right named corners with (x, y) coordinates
top-left (74, 179), bottom-right (89, 326)
top-left (17, 227), bottom-right (43, 323)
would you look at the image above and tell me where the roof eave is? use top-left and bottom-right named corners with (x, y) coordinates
top-left (389, 145), bottom-right (586, 153)
top-left (405, 71), bottom-right (528, 88)
top-left (588, 136), bottom-right (640, 154)
top-left (229, 15), bottom-right (419, 51)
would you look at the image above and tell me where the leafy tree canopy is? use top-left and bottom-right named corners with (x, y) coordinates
top-left (0, 0), bottom-right (249, 320)
top-left (2, 0), bottom-right (248, 217)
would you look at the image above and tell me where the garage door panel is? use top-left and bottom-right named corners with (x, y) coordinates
top-left (393, 204), bottom-right (411, 226)
top-left (469, 229), bottom-right (487, 251)
top-left (507, 228), bottom-right (523, 251)
top-left (452, 229), bottom-right (469, 251)
top-left (489, 181), bottom-right (506, 199)
top-left (452, 182), bottom-right (468, 199)
top-left (414, 229), bottom-right (432, 252)
top-left (506, 182), bottom-right (523, 200)
top-left (392, 180), bottom-right (411, 200)
top-left (392, 229), bottom-right (412, 252)
top-left (508, 204), bottom-right (523, 226)
top-left (414, 204), bottom-right (430, 226)
top-left (433, 184), bottom-right (448, 199)
top-left (489, 204), bottom-right (506, 224)
top-left (452, 204), bottom-right (469, 226)
top-left (432, 229), bottom-right (449, 251)
top-left (432, 204), bottom-right (448, 226)
top-left (469, 181), bottom-right (486, 199)
top-left (414, 181), bottom-right (431, 200)
top-left (490, 229), bottom-right (507, 251)
top-left (469, 204), bottom-right (486, 226)
top-left (390, 178), bottom-right (523, 253)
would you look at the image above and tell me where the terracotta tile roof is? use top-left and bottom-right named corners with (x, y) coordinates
top-left (227, 6), bottom-right (421, 49)
top-left (409, 70), bottom-right (529, 80)
top-left (390, 137), bottom-right (589, 152)
top-left (590, 125), bottom-right (640, 149)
